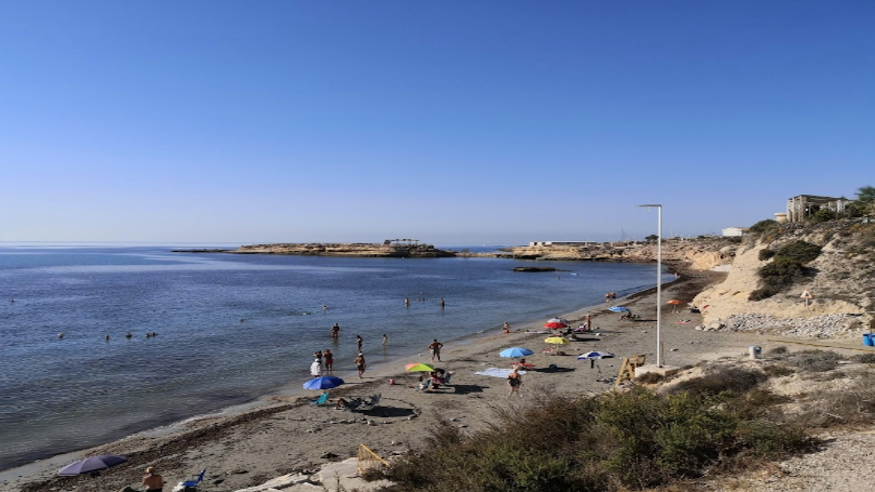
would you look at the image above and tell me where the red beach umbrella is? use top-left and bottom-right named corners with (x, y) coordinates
top-left (544, 317), bottom-right (569, 329)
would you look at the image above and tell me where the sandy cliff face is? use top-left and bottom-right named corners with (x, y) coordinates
top-left (693, 222), bottom-right (875, 338)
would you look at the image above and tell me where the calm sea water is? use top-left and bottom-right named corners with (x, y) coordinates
top-left (0, 243), bottom-right (658, 470)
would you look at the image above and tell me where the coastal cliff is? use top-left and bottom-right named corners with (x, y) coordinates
top-left (231, 242), bottom-right (456, 258)
top-left (503, 222), bottom-right (875, 339)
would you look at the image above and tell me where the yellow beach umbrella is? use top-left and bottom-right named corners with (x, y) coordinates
top-left (544, 337), bottom-right (569, 345)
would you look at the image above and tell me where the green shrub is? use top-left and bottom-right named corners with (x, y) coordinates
top-left (811, 209), bottom-right (837, 223)
top-left (382, 387), bottom-right (815, 492)
top-left (667, 367), bottom-right (766, 397)
top-left (775, 241), bottom-right (822, 264)
top-left (749, 219), bottom-right (781, 235)
top-left (758, 249), bottom-right (776, 261)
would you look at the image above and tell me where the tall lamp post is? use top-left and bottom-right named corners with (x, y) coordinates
top-left (638, 204), bottom-right (663, 367)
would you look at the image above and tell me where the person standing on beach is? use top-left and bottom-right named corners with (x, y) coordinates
top-left (310, 358), bottom-right (322, 377)
top-left (605, 292), bottom-right (611, 303)
top-left (507, 367), bottom-right (522, 397)
top-left (355, 352), bottom-right (366, 379)
top-left (324, 349), bottom-right (333, 372)
top-left (142, 466), bottom-right (164, 491)
top-left (584, 315), bottom-right (592, 331)
top-left (356, 334), bottom-right (363, 352)
top-left (428, 339), bottom-right (444, 362)
top-left (331, 323), bottom-right (340, 339)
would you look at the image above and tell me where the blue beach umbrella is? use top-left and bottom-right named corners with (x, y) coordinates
top-left (499, 347), bottom-right (534, 358)
top-left (608, 306), bottom-right (630, 313)
top-left (303, 376), bottom-right (345, 390)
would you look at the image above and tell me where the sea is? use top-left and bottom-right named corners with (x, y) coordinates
top-left (0, 243), bottom-right (660, 471)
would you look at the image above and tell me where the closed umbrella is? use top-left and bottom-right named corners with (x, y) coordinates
top-left (303, 376), bottom-right (345, 390)
top-left (499, 347), bottom-right (534, 358)
top-left (58, 455), bottom-right (127, 476)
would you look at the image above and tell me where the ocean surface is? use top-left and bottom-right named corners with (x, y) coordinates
top-left (0, 243), bottom-right (660, 470)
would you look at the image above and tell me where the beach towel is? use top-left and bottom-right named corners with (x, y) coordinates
top-left (475, 368), bottom-right (527, 378)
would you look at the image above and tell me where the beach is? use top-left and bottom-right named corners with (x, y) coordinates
top-left (1, 268), bottom-right (779, 492)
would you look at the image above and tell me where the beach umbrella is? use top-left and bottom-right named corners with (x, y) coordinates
top-left (544, 317), bottom-right (569, 329)
top-left (667, 299), bottom-right (683, 305)
top-left (499, 347), bottom-right (534, 358)
top-left (608, 306), bottom-right (630, 313)
top-left (544, 337), bottom-right (569, 345)
top-left (577, 351), bottom-right (614, 360)
top-left (405, 363), bottom-right (436, 372)
top-left (58, 455), bottom-right (127, 476)
top-left (303, 376), bottom-right (345, 390)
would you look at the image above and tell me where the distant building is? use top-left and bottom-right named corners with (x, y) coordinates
top-left (529, 241), bottom-right (600, 247)
top-left (786, 195), bottom-right (850, 222)
top-left (722, 227), bottom-right (748, 237)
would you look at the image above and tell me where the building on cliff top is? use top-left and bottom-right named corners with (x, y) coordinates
top-left (529, 241), bottom-right (600, 247)
top-left (786, 195), bottom-right (850, 222)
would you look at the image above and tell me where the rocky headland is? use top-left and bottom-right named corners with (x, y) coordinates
top-left (229, 242), bottom-right (455, 258)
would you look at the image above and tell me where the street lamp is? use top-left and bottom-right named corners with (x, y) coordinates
top-left (638, 204), bottom-right (663, 367)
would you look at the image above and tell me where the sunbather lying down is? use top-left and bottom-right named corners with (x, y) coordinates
top-left (332, 397), bottom-right (358, 410)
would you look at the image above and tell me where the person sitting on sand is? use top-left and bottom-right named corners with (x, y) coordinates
top-left (502, 321), bottom-right (510, 334)
top-left (142, 466), bottom-right (164, 491)
top-left (332, 397), bottom-right (351, 410)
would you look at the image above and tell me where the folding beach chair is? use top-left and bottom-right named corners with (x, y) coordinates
top-left (309, 393), bottom-right (330, 406)
top-left (180, 468), bottom-right (206, 491)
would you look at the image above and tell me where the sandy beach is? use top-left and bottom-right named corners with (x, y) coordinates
top-left (2, 270), bottom-right (774, 492)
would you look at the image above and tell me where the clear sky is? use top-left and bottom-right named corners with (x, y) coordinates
top-left (2, 1), bottom-right (872, 245)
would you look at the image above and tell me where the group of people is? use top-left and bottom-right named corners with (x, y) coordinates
top-left (310, 349), bottom-right (335, 376)
top-left (604, 292), bottom-right (617, 302)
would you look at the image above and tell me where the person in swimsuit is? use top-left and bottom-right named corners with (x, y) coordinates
top-left (354, 353), bottom-right (366, 379)
top-left (142, 466), bottom-right (164, 492)
top-left (428, 339), bottom-right (444, 362)
top-left (324, 349), bottom-right (333, 372)
top-left (332, 323), bottom-right (340, 339)
top-left (507, 367), bottom-right (522, 397)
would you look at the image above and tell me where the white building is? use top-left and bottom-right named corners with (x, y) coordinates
top-left (721, 227), bottom-right (748, 237)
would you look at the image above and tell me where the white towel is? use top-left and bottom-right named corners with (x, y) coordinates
top-left (475, 368), bottom-right (527, 378)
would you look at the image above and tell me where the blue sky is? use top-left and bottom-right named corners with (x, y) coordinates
top-left (1, 1), bottom-right (872, 245)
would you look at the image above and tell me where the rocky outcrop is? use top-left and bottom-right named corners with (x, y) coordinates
top-left (231, 243), bottom-right (456, 258)
top-left (693, 220), bottom-right (875, 339)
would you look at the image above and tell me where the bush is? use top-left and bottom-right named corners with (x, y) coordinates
top-left (382, 388), bottom-right (815, 492)
top-left (811, 209), bottom-right (837, 223)
top-left (749, 219), bottom-right (781, 235)
top-left (668, 367), bottom-right (766, 397)
top-left (785, 350), bottom-right (842, 373)
top-left (758, 249), bottom-right (776, 261)
top-left (775, 241), bottom-right (822, 264)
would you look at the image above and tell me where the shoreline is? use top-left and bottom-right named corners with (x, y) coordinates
top-left (3, 268), bottom-right (763, 492)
